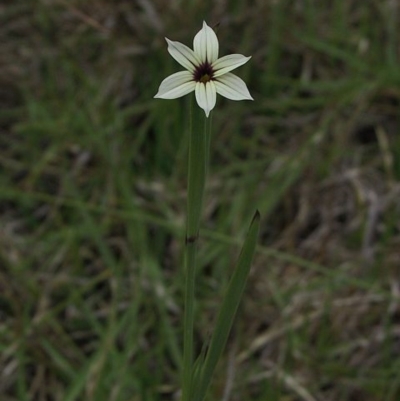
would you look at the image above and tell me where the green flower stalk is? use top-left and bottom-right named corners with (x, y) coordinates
top-left (154, 21), bottom-right (259, 401)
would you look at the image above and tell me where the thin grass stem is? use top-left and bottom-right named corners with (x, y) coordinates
top-left (181, 96), bottom-right (211, 401)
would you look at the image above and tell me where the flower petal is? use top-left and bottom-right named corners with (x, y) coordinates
top-left (195, 81), bottom-right (217, 117)
top-left (166, 38), bottom-right (200, 72)
top-left (212, 54), bottom-right (251, 77)
top-left (214, 73), bottom-right (253, 100)
top-left (193, 21), bottom-right (219, 63)
top-left (154, 71), bottom-right (196, 99)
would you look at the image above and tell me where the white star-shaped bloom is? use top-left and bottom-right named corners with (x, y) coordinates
top-left (154, 21), bottom-right (253, 117)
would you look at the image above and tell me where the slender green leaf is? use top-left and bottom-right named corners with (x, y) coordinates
top-left (193, 210), bottom-right (260, 401)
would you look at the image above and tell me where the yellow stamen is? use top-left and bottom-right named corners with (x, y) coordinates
top-left (200, 74), bottom-right (210, 83)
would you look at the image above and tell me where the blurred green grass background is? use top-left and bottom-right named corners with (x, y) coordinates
top-left (1, 1), bottom-right (400, 400)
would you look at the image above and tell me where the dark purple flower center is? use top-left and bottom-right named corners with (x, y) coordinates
top-left (193, 62), bottom-right (214, 83)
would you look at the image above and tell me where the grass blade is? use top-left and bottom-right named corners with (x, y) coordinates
top-left (193, 210), bottom-right (260, 401)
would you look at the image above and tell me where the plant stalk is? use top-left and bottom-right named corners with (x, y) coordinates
top-left (181, 97), bottom-right (210, 401)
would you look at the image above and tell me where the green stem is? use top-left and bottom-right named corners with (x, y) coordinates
top-left (182, 240), bottom-right (196, 401)
top-left (181, 97), bottom-right (211, 401)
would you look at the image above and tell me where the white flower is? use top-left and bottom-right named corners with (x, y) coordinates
top-left (154, 21), bottom-right (253, 117)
